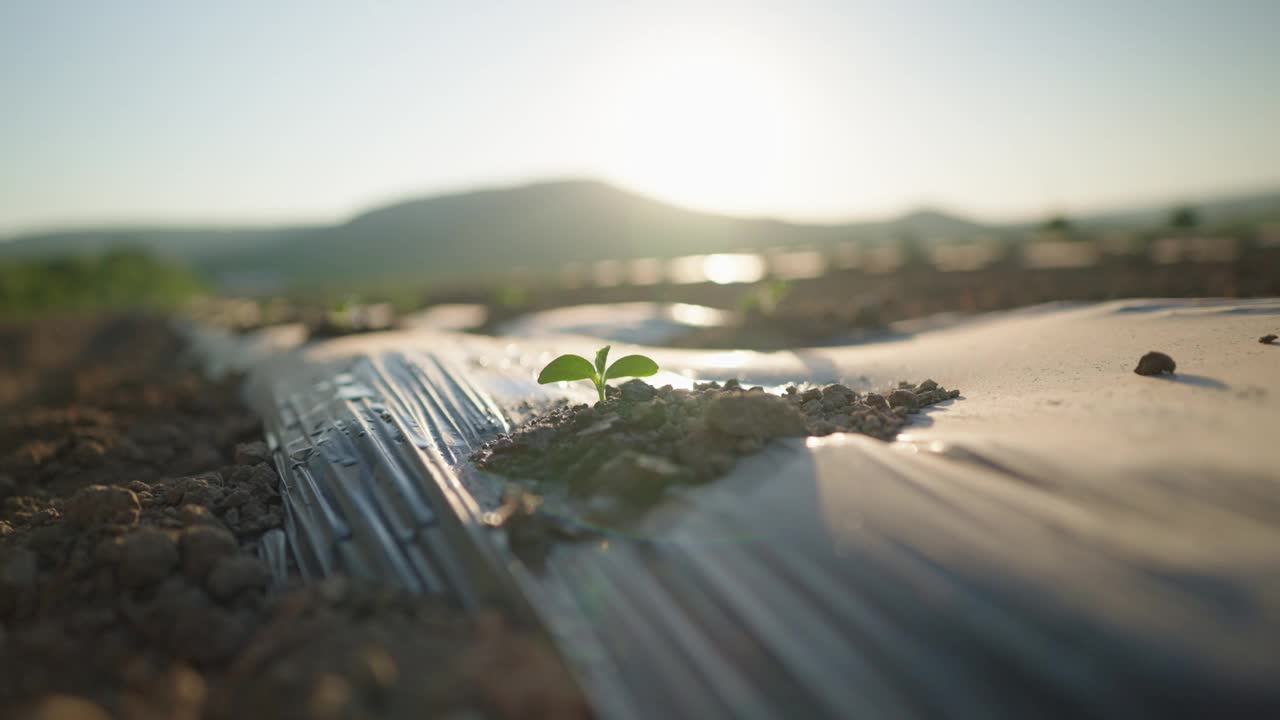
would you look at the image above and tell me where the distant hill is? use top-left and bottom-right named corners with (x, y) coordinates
top-left (254, 180), bottom-right (863, 283)
top-left (1053, 190), bottom-right (1280, 231)
top-left (3, 179), bottom-right (1278, 289)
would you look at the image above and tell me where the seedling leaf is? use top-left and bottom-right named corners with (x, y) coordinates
top-left (537, 354), bottom-right (596, 384)
top-left (536, 346), bottom-right (661, 403)
top-left (605, 354), bottom-right (659, 381)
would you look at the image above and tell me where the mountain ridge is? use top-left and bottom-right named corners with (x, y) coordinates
top-left (3, 179), bottom-right (1277, 287)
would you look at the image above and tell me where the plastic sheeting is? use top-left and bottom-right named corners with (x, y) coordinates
top-left (217, 299), bottom-right (1280, 718)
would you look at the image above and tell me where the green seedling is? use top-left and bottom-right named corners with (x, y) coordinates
top-left (537, 345), bottom-right (659, 403)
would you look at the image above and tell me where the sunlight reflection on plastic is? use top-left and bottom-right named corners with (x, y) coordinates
top-left (667, 255), bottom-right (707, 284)
top-left (592, 259), bottom-right (626, 287)
top-left (767, 250), bottom-right (826, 280)
top-left (646, 371), bottom-right (696, 390)
top-left (702, 254), bottom-right (766, 284)
top-left (627, 258), bottom-right (665, 285)
top-left (668, 303), bottom-right (732, 328)
top-left (805, 433), bottom-right (860, 449)
top-left (700, 350), bottom-right (752, 369)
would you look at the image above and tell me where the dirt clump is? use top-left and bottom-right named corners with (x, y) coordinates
top-left (1134, 350), bottom-right (1177, 376)
top-left (1261, 334), bottom-right (1277, 345)
top-left (0, 317), bottom-right (282, 716)
top-left (64, 484), bottom-right (141, 529)
top-left (888, 388), bottom-right (919, 410)
top-left (214, 578), bottom-right (586, 720)
top-left (179, 525), bottom-right (240, 580)
top-left (472, 377), bottom-right (960, 528)
top-left (703, 392), bottom-right (806, 437)
top-left (116, 526), bottom-right (181, 588)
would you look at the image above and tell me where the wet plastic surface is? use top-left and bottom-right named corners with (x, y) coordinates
top-left (209, 299), bottom-right (1280, 718)
top-left (497, 302), bottom-right (737, 345)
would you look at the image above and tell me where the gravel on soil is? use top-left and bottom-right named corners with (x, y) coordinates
top-left (471, 377), bottom-right (960, 534)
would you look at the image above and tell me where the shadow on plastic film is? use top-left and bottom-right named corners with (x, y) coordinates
top-left (1162, 373), bottom-right (1230, 391)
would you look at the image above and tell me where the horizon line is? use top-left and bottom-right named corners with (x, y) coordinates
top-left (4, 175), bottom-right (1280, 241)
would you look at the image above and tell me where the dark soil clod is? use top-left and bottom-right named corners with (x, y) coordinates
top-left (1261, 334), bottom-right (1278, 345)
top-left (1134, 351), bottom-right (1177, 376)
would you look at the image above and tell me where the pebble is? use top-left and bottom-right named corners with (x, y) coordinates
top-left (1134, 351), bottom-right (1176, 376)
top-left (821, 384), bottom-right (854, 399)
top-left (888, 389), bottom-right (919, 410)
top-left (618, 378), bottom-right (657, 402)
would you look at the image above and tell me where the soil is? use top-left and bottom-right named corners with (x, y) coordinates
top-left (1133, 351), bottom-right (1177, 376)
top-left (471, 378), bottom-right (960, 536)
top-left (0, 315), bottom-right (586, 720)
top-left (454, 247), bottom-right (1280, 351)
top-left (306, 304), bottom-right (398, 340)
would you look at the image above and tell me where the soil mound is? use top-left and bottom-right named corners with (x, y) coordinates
top-left (473, 378), bottom-right (960, 526)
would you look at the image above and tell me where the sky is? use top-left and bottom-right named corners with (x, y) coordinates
top-left (2, 0), bottom-right (1279, 234)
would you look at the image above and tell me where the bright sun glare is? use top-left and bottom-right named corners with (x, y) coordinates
top-left (602, 30), bottom-right (795, 214)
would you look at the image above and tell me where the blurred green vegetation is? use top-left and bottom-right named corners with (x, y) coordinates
top-left (1043, 215), bottom-right (1072, 232)
top-left (737, 279), bottom-right (792, 316)
top-left (1170, 205), bottom-right (1199, 230)
top-left (0, 248), bottom-right (206, 318)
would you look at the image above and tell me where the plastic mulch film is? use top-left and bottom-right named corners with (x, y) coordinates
top-left (219, 299), bottom-right (1280, 718)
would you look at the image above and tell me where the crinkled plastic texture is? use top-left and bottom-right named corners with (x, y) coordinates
top-left (210, 299), bottom-right (1280, 719)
